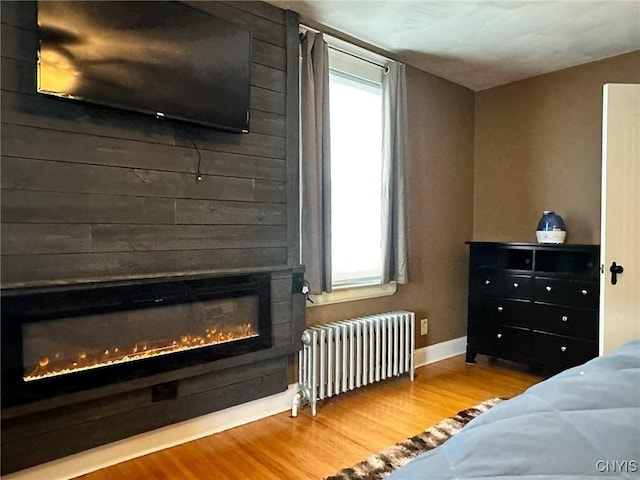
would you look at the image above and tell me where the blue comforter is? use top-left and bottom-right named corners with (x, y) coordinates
top-left (388, 340), bottom-right (640, 479)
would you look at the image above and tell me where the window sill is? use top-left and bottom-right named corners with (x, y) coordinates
top-left (307, 282), bottom-right (397, 307)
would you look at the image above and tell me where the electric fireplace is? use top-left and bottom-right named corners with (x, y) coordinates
top-left (1, 273), bottom-right (272, 407)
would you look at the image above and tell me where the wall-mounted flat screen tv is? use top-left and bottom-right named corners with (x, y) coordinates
top-left (37, 1), bottom-right (251, 133)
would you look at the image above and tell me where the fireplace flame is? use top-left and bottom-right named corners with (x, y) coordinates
top-left (24, 323), bottom-right (257, 382)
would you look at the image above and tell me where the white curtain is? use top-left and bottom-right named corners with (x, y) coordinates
top-left (381, 62), bottom-right (409, 284)
top-left (300, 31), bottom-right (332, 295)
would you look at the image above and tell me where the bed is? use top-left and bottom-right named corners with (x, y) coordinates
top-left (388, 339), bottom-right (640, 479)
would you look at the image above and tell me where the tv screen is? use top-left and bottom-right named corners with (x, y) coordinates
top-left (37, 1), bottom-right (251, 133)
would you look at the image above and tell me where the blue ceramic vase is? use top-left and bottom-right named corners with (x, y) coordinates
top-left (536, 211), bottom-right (566, 243)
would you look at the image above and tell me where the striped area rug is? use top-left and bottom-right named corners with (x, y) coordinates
top-left (324, 397), bottom-right (503, 480)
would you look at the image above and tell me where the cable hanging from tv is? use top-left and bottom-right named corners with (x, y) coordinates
top-left (189, 138), bottom-right (203, 182)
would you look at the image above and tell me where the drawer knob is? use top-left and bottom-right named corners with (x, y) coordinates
top-left (484, 279), bottom-right (491, 285)
top-left (513, 282), bottom-right (519, 288)
top-left (497, 306), bottom-right (504, 312)
top-left (581, 289), bottom-right (588, 296)
top-left (497, 333), bottom-right (502, 339)
top-left (545, 285), bottom-right (552, 292)
top-left (561, 315), bottom-right (568, 322)
top-left (561, 346), bottom-right (567, 352)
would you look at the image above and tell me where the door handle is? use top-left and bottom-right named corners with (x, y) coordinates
top-left (610, 261), bottom-right (624, 285)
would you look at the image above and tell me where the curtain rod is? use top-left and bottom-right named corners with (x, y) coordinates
top-left (300, 23), bottom-right (391, 72)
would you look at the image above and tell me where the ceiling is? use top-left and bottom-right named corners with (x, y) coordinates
top-left (266, 1), bottom-right (640, 90)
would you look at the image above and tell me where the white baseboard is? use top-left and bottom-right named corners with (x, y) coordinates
top-left (4, 336), bottom-right (466, 480)
top-left (413, 336), bottom-right (467, 368)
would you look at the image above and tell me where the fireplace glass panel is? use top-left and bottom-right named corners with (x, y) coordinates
top-left (22, 295), bottom-right (259, 381)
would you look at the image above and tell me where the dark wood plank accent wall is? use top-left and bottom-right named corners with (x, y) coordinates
top-left (0, 0), bottom-right (300, 288)
top-left (0, 2), bottom-right (304, 473)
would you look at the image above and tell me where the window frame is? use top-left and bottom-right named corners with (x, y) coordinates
top-left (306, 34), bottom-right (396, 305)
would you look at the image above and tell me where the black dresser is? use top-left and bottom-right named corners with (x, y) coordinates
top-left (465, 242), bottom-right (600, 372)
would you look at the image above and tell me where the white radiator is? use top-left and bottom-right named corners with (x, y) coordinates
top-left (291, 311), bottom-right (415, 417)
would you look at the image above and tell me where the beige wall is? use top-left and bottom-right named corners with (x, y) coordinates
top-left (306, 66), bottom-right (476, 349)
top-left (474, 51), bottom-right (640, 244)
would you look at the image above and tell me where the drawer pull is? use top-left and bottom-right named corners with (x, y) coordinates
top-left (497, 333), bottom-right (502, 339)
top-left (581, 289), bottom-right (588, 296)
top-left (497, 306), bottom-right (504, 312)
top-left (560, 346), bottom-right (567, 352)
top-left (484, 279), bottom-right (491, 285)
top-left (545, 285), bottom-right (552, 292)
top-left (561, 315), bottom-right (568, 322)
top-left (513, 282), bottom-right (519, 288)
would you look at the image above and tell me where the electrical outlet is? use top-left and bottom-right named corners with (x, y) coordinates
top-left (420, 318), bottom-right (429, 336)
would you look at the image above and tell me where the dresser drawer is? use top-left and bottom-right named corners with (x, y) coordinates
top-left (470, 269), bottom-right (502, 296)
top-left (468, 321), bottom-right (498, 356)
top-left (534, 277), bottom-right (599, 308)
top-left (532, 332), bottom-right (598, 371)
top-left (471, 270), bottom-right (532, 299)
top-left (531, 304), bottom-right (598, 340)
top-left (495, 325), bottom-right (532, 361)
top-left (469, 297), bottom-right (530, 328)
top-left (502, 274), bottom-right (533, 299)
top-left (468, 323), bottom-right (531, 361)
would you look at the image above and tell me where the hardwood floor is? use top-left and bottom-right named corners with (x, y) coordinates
top-left (76, 355), bottom-right (543, 480)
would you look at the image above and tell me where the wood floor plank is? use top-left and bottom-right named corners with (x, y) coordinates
top-left (75, 355), bottom-right (542, 480)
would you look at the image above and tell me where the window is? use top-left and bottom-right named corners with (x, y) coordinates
top-left (300, 31), bottom-right (408, 304)
top-left (328, 48), bottom-right (385, 289)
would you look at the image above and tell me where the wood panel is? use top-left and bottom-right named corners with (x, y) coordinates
top-left (0, 23), bottom-right (36, 60)
top-left (2, 124), bottom-right (287, 181)
top-left (228, 1), bottom-right (285, 24)
top-left (250, 109), bottom-right (286, 137)
top-left (1, 389), bottom-right (152, 443)
top-left (1, 248), bottom-right (288, 286)
top-left (272, 323), bottom-right (293, 346)
top-left (175, 199), bottom-right (286, 225)
top-left (253, 40), bottom-right (287, 71)
top-left (178, 356), bottom-right (285, 398)
top-left (0, 57), bottom-right (34, 93)
top-left (0, 1), bottom-right (36, 27)
top-left (285, 9), bottom-right (301, 266)
top-left (1, 190), bottom-right (177, 225)
top-left (271, 301), bottom-right (292, 325)
top-left (1, 157), bottom-right (285, 203)
top-left (173, 126), bottom-right (287, 159)
top-left (2, 359), bottom-right (288, 473)
top-left (252, 63), bottom-right (287, 93)
top-left (2, 96), bottom-right (286, 161)
top-left (90, 225), bottom-right (287, 252)
top-left (1, 223), bottom-right (288, 254)
top-left (6, 371), bottom-right (285, 470)
top-left (271, 277), bottom-right (293, 303)
top-left (1, 223), bottom-right (91, 255)
top-left (251, 87), bottom-right (287, 116)
top-left (4, 357), bottom-right (286, 444)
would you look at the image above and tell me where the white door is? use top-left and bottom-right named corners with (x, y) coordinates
top-left (599, 83), bottom-right (640, 355)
